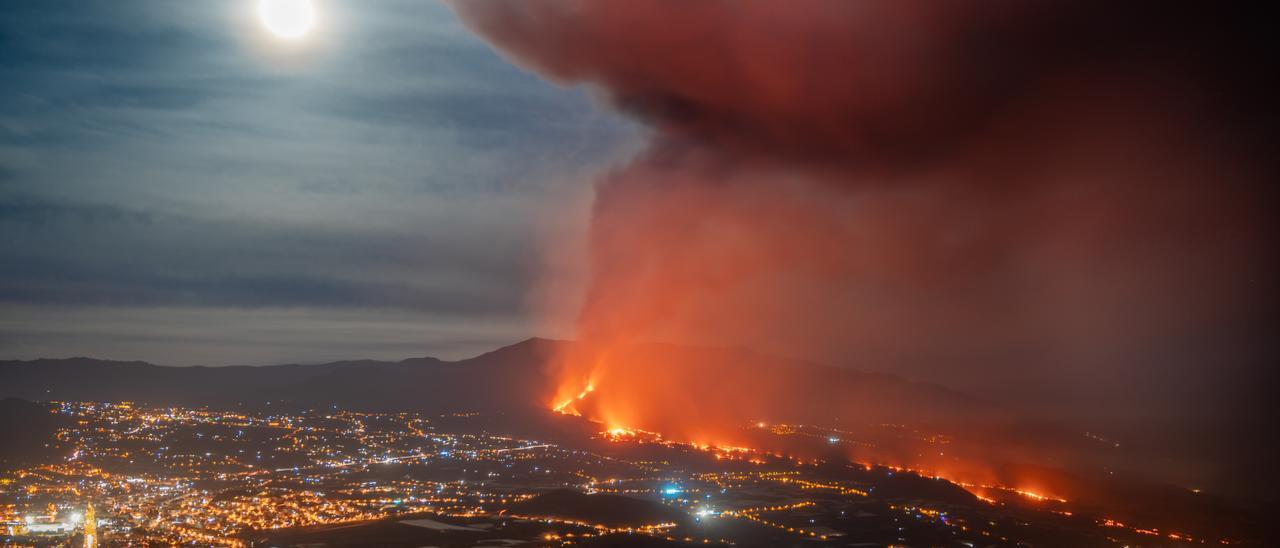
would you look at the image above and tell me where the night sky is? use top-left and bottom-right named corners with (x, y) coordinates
top-left (1, 1), bottom-right (1275, 433)
top-left (0, 1), bottom-right (637, 364)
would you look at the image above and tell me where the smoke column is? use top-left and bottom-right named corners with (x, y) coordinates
top-left (450, 1), bottom-right (1276, 494)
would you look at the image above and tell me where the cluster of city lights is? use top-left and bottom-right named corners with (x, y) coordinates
top-left (1, 401), bottom-right (1242, 546)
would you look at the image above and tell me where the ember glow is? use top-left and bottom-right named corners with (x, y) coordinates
top-left (551, 382), bottom-right (592, 416)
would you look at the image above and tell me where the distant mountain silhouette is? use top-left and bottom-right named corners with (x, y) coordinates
top-left (0, 338), bottom-right (989, 429)
top-left (0, 338), bottom-right (561, 413)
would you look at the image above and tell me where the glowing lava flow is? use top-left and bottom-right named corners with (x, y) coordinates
top-left (554, 401), bottom-right (1233, 544)
top-left (550, 376), bottom-right (1076, 508)
top-left (554, 390), bottom-right (1074, 507)
top-left (551, 383), bottom-right (593, 416)
top-left (951, 482), bottom-right (1069, 504)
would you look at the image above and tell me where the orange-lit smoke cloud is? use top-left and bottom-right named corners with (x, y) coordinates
top-left (450, 0), bottom-right (1276, 479)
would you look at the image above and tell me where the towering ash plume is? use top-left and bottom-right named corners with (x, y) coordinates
top-left (450, 0), bottom-right (1275, 487)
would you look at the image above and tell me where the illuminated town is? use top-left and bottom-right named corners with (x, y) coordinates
top-left (0, 401), bottom-right (1256, 547)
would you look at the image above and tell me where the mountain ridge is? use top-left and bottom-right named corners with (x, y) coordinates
top-left (0, 337), bottom-right (987, 427)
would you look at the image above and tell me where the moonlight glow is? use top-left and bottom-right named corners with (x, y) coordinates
top-left (257, 0), bottom-right (316, 40)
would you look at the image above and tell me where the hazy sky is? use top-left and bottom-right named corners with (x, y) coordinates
top-left (0, 1), bottom-right (638, 364)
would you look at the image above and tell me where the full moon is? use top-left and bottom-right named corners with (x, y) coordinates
top-left (257, 0), bottom-right (316, 40)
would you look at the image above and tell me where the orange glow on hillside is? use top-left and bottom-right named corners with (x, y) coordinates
top-left (542, 341), bottom-right (1083, 512)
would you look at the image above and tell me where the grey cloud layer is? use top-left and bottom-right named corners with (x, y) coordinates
top-left (0, 1), bottom-right (638, 363)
